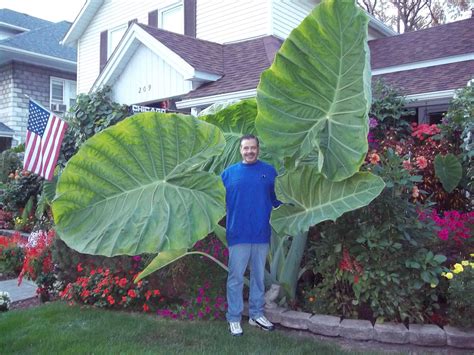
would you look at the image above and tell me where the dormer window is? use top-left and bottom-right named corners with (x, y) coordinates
top-left (159, 2), bottom-right (184, 34)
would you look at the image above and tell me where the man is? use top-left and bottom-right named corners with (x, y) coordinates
top-left (221, 134), bottom-right (280, 336)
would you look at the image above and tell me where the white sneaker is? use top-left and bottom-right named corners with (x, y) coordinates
top-left (249, 315), bottom-right (275, 331)
top-left (228, 321), bottom-right (243, 336)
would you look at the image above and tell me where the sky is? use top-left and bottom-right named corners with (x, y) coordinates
top-left (0, 0), bottom-right (86, 22)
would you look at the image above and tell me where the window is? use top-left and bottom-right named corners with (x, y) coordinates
top-left (108, 24), bottom-right (127, 59)
top-left (160, 3), bottom-right (184, 34)
top-left (50, 77), bottom-right (77, 112)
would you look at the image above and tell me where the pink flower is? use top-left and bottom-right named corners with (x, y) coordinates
top-left (416, 156), bottom-right (428, 169)
top-left (402, 159), bottom-right (412, 170)
top-left (412, 186), bottom-right (420, 198)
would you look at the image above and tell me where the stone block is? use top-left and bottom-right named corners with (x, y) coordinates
top-left (409, 324), bottom-right (446, 346)
top-left (374, 322), bottom-right (409, 344)
top-left (308, 314), bottom-right (341, 337)
top-left (340, 319), bottom-right (374, 340)
top-left (264, 306), bottom-right (286, 324)
top-left (444, 326), bottom-right (474, 349)
top-left (280, 310), bottom-right (312, 330)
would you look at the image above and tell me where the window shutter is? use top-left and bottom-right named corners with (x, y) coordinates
top-left (100, 30), bottom-right (108, 72)
top-left (148, 10), bottom-right (158, 28)
top-left (184, 0), bottom-right (196, 37)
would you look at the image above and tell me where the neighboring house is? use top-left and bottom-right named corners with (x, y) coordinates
top-left (62, 0), bottom-right (472, 122)
top-left (61, 0), bottom-right (394, 115)
top-left (0, 9), bottom-right (77, 150)
top-left (370, 15), bottom-right (474, 123)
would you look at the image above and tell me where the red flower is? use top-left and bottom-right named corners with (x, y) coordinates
top-left (118, 278), bottom-right (128, 288)
top-left (143, 303), bottom-right (150, 312)
top-left (127, 289), bottom-right (137, 298)
top-left (416, 156), bottom-right (428, 169)
top-left (107, 295), bottom-right (115, 305)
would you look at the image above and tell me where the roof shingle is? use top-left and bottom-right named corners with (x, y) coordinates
top-left (0, 8), bottom-right (52, 30)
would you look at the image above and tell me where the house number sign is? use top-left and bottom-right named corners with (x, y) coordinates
top-left (138, 84), bottom-right (152, 93)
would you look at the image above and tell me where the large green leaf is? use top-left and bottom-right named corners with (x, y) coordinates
top-left (434, 153), bottom-right (462, 193)
top-left (256, 0), bottom-right (371, 181)
top-left (272, 166), bottom-right (385, 236)
top-left (199, 100), bottom-right (258, 174)
top-left (52, 112), bottom-right (226, 256)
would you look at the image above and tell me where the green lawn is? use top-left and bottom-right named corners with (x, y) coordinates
top-left (0, 302), bottom-right (350, 354)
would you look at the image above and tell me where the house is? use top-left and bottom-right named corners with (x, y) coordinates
top-left (61, 0), bottom-right (394, 115)
top-left (0, 9), bottom-right (77, 150)
top-left (62, 0), bottom-right (472, 122)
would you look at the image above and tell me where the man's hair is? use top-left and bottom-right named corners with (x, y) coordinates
top-left (240, 134), bottom-right (259, 146)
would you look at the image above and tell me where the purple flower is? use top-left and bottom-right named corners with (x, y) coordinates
top-left (132, 255), bottom-right (142, 262)
top-left (369, 117), bottom-right (378, 128)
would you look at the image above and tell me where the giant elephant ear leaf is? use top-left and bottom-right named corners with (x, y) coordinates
top-left (52, 112), bottom-right (226, 256)
top-left (256, 0), bottom-right (371, 181)
top-left (272, 166), bottom-right (384, 236)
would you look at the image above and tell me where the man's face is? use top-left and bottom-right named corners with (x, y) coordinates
top-left (240, 138), bottom-right (259, 164)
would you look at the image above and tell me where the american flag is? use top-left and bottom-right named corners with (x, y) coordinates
top-left (23, 100), bottom-right (68, 181)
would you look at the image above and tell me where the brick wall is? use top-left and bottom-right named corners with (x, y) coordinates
top-left (0, 61), bottom-right (76, 146)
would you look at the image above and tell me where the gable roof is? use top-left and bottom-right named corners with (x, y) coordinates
top-left (0, 122), bottom-right (14, 137)
top-left (370, 17), bottom-right (474, 69)
top-left (0, 21), bottom-right (76, 61)
top-left (182, 36), bottom-right (282, 100)
top-left (138, 24), bottom-right (224, 75)
top-left (0, 8), bottom-right (52, 31)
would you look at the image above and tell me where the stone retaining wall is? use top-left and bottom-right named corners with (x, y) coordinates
top-left (247, 305), bottom-right (474, 349)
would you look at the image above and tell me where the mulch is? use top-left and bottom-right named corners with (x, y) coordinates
top-left (10, 296), bottom-right (42, 310)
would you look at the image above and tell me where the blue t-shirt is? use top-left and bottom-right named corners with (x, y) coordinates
top-left (221, 160), bottom-right (280, 246)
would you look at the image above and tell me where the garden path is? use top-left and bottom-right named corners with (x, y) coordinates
top-left (0, 278), bottom-right (36, 302)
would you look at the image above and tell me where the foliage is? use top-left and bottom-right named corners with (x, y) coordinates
top-left (441, 83), bottom-right (474, 195)
top-left (59, 260), bottom-right (163, 313)
top-left (433, 153), bottom-right (462, 193)
top-left (369, 80), bottom-right (414, 140)
top-left (0, 169), bottom-right (42, 212)
top-left (0, 149), bottom-right (21, 183)
top-left (53, 113), bottom-right (226, 257)
top-left (357, 0), bottom-right (471, 33)
top-left (304, 149), bottom-right (447, 323)
top-left (18, 230), bottom-right (56, 301)
top-left (0, 291), bottom-right (10, 312)
top-left (444, 255), bottom-right (474, 327)
top-left (256, 0), bottom-right (371, 181)
top-left (0, 234), bottom-right (25, 277)
top-left (57, 86), bottom-right (131, 168)
top-left (0, 209), bottom-right (13, 229)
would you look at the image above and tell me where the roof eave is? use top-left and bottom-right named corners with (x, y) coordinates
top-left (61, 0), bottom-right (104, 47)
top-left (0, 45), bottom-right (77, 72)
top-left (367, 13), bottom-right (398, 37)
top-left (176, 89), bottom-right (257, 109)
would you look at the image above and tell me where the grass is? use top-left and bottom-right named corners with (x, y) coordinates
top-left (0, 302), bottom-right (350, 354)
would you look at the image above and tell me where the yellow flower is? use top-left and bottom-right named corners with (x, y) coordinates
top-left (470, 262), bottom-right (474, 269)
top-left (453, 264), bottom-right (464, 274)
top-left (430, 283), bottom-right (437, 288)
top-left (461, 260), bottom-right (469, 266)
top-left (470, 253), bottom-right (474, 257)
top-left (445, 272), bottom-right (453, 279)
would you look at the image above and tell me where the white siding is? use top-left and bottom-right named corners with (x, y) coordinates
top-left (196, 0), bottom-right (271, 43)
top-left (77, 0), bottom-right (182, 93)
top-left (112, 45), bottom-right (192, 105)
top-left (271, 0), bottom-right (316, 39)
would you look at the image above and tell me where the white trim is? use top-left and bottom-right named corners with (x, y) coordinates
top-left (367, 13), bottom-right (398, 37)
top-left (176, 89), bottom-right (257, 109)
top-left (0, 45), bottom-right (76, 66)
top-left (405, 89), bottom-right (456, 102)
top-left (372, 53), bottom-right (474, 75)
top-left (0, 22), bottom-right (30, 32)
top-left (61, 0), bottom-right (104, 46)
top-left (92, 23), bottom-right (216, 92)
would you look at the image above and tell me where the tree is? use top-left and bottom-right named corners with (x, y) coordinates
top-left (358, 0), bottom-right (471, 33)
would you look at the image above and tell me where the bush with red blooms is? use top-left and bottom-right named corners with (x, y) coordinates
top-left (0, 233), bottom-right (25, 277)
top-left (0, 209), bottom-right (13, 229)
top-left (18, 230), bottom-right (56, 301)
top-left (59, 259), bottom-right (163, 313)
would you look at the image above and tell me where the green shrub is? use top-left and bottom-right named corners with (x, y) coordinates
top-left (446, 257), bottom-right (474, 327)
top-left (0, 150), bottom-right (21, 183)
top-left (0, 234), bottom-right (25, 277)
top-left (303, 149), bottom-right (447, 323)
